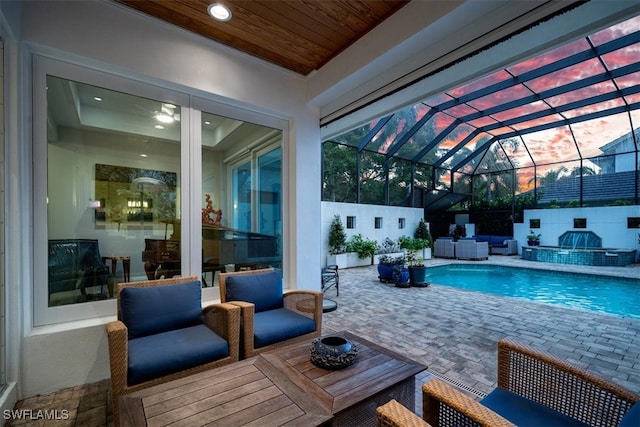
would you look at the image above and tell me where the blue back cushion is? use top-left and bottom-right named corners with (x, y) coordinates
top-left (120, 280), bottom-right (204, 339)
top-left (225, 270), bottom-right (284, 312)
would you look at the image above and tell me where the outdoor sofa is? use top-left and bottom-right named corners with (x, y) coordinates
top-left (375, 338), bottom-right (640, 427)
top-left (474, 235), bottom-right (518, 255)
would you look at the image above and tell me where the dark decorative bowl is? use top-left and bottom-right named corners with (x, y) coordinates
top-left (310, 336), bottom-right (358, 370)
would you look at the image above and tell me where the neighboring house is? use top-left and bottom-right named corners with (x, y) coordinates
top-left (592, 127), bottom-right (640, 173)
top-left (536, 170), bottom-right (638, 205)
top-left (532, 127), bottom-right (639, 205)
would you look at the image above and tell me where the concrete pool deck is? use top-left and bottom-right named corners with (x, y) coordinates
top-left (322, 255), bottom-right (640, 414)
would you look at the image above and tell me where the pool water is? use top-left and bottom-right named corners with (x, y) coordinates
top-left (426, 265), bottom-right (640, 319)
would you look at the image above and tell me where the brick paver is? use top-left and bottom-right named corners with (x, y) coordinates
top-left (323, 257), bottom-right (640, 403)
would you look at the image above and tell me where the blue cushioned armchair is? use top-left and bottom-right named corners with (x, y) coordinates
top-left (376, 338), bottom-right (639, 427)
top-left (106, 275), bottom-right (240, 426)
top-left (219, 268), bottom-right (322, 358)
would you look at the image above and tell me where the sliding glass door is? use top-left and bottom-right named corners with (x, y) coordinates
top-left (201, 111), bottom-right (282, 286)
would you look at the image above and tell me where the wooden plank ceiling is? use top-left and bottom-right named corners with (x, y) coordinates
top-left (115, 0), bottom-right (409, 75)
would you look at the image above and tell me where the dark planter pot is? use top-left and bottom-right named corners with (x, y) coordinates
top-left (527, 240), bottom-right (540, 246)
top-left (393, 267), bottom-right (410, 288)
top-left (377, 264), bottom-right (394, 283)
top-left (409, 266), bottom-right (429, 287)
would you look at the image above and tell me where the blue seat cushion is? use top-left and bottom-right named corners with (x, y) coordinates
top-left (620, 402), bottom-right (640, 427)
top-left (120, 280), bottom-right (203, 339)
top-left (127, 324), bottom-right (229, 386)
top-left (481, 388), bottom-right (590, 427)
top-left (225, 270), bottom-right (284, 312)
top-left (253, 308), bottom-right (316, 349)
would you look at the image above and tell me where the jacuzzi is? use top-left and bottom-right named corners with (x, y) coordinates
top-left (522, 231), bottom-right (637, 267)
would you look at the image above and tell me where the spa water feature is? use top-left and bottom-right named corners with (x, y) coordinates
top-left (522, 230), bottom-right (636, 266)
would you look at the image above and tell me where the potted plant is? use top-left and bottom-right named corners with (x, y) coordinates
top-left (399, 236), bottom-right (429, 287)
top-left (392, 264), bottom-right (410, 288)
top-left (373, 237), bottom-right (404, 264)
top-left (346, 234), bottom-right (377, 267)
top-left (451, 224), bottom-right (467, 242)
top-left (414, 219), bottom-right (433, 260)
top-left (327, 215), bottom-right (348, 268)
top-left (527, 230), bottom-right (541, 246)
top-left (377, 254), bottom-right (405, 283)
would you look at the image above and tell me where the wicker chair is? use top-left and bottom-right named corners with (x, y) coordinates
top-left (377, 399), bottom-right (432, 427)
top-left (434, 238), bottom-right (455, 258)
top-left (455, 239), bottom-right (489, 260)
top-left (106, 276), bottom-right (240, 426)
top-left (219, 268), bottom-right (322, 358)
top-left (377, 338), bottom-right (640, 427)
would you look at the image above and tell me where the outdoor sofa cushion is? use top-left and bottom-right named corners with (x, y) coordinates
top-left (474, 235), bottom-right (513, 247)
top-left (253, 308), bottom-right (316, 349)
top-left (480, 388), bottom-right (590, 427)
top-left (225, 269), bottom-right (284, 312)
top-left (127, 324), bottom-right (229, 385)
top-left (120, 280), bottom-right (203, 339)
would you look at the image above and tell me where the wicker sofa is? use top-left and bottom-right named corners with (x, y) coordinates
top-left (376, 338), bottom-right (640, 427)
top-left (473, 235), bottom-right (518, 255)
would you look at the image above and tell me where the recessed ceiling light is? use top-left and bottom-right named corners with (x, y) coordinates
top-left (208, 3), bottom-right (231, 21)
top-left (155, 113), bottom-right (174, 124)
top-left (93, 96), bottom-right (103, 101)
top-left (154, 124), bottom-right (165, 130)
top-left (140, 154), bottom-right (148, 158)
top-left (204, 121), bottom-right (211, 125)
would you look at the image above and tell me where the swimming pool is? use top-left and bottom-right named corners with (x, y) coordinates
top-left (426, 264), bottom-right (640, 319)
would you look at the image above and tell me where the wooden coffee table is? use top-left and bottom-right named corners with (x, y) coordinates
top-left (119, 357), bottom-right (333, 426)
top-left (261, 331), bottom-right (426, 426)
top-left (119, 331), bottom-right (426, 427)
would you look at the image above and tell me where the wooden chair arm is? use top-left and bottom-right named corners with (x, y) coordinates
top-left (203, 302), bottom-right (241, 362)
top-left (498, 338), bottom-right (639, 425)
top-left (422, 379), bottom-right (515, 427)
top-left (106, 320), bottom-right (128, 398)
top-left (377, 399), bottom-right (432, 427)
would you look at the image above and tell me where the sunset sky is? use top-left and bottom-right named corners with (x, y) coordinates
top-left (351, 14), bottom-right (640, 191)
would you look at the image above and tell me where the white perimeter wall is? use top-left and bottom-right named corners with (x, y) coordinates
top-left (2, 0), bottom-right (321, 399)
top-left (321, 201), bottom-right (425, 265)
top-left (513, 206), bottom-right (640, 254)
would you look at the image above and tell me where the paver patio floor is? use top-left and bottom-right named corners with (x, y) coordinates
top-left (322, 256), bottom-right (640, 413)
top-left (7, 256), bottom-right (639, 425)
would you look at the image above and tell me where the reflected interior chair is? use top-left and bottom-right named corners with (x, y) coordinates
top-left (321, 264), bottom-right (339, 296)
top-left (106, 275), bottom-right (240, 426)
top-left (376, 338), bottom-right (640, 427)
top-left (219, 268), bottom-right (322, 358)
